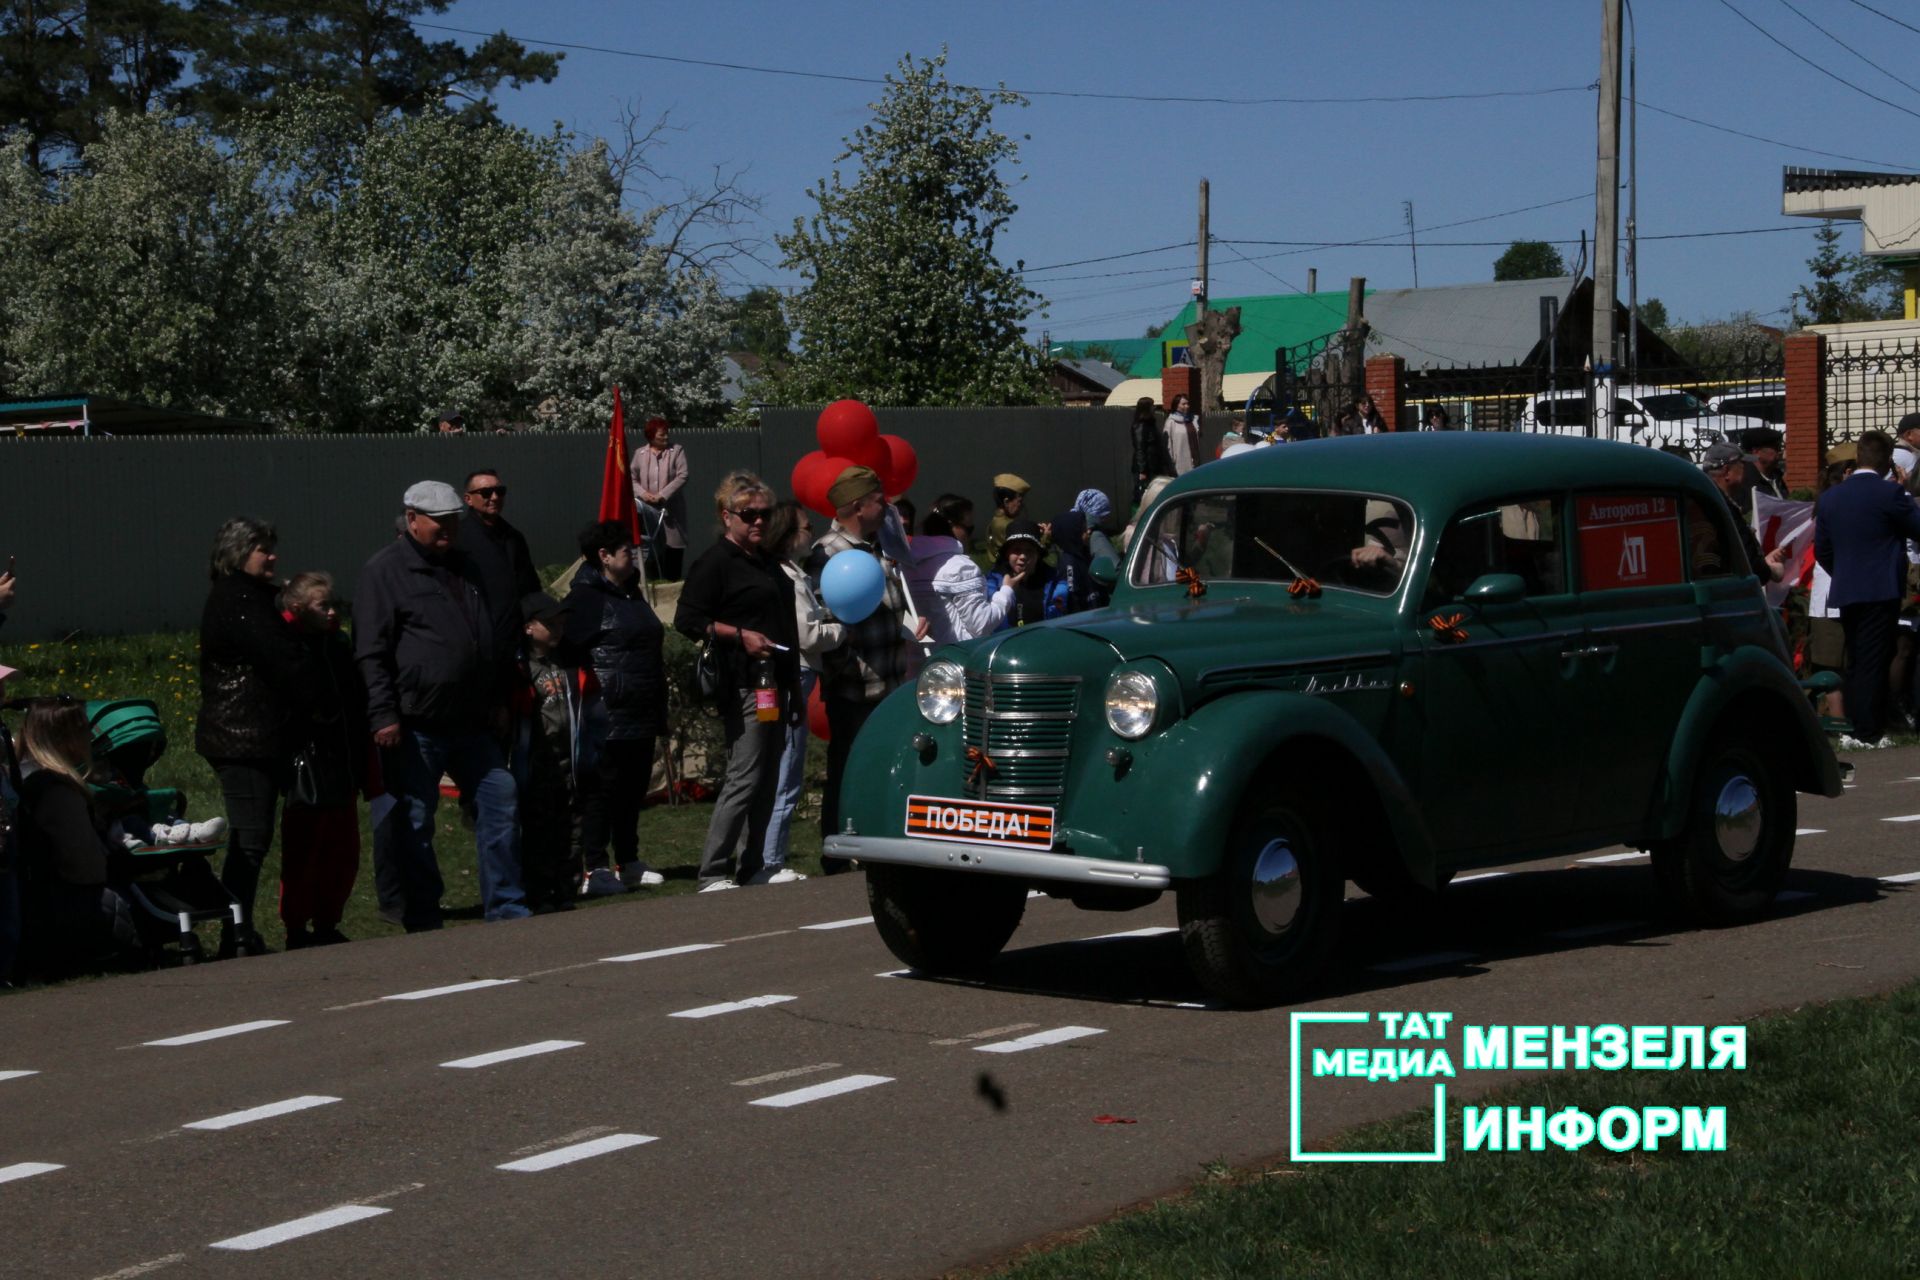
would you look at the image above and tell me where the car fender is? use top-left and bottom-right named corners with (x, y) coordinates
top-left (1134, 690), bottom-right (1440, 886)
top-left (1655, 645), bottom-right (1844, 839)
top-left (834, 686), bottom-right (927, 838)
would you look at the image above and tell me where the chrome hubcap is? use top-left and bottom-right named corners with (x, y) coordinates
top-left (1713, 774), bottom-right (1762, 862)
top-left (1250, 836), bottom-right (1303, 935)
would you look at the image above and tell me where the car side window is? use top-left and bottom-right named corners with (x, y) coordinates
top-left (1536, 399), bottom-right (1587, 428)
top-left (1685, 495), bottom-right (1742, 579)
top-left (1422, 496), bottom-right (1566, 608)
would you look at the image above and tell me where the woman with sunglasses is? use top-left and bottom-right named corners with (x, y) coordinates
top-left (675, 472), bottom-right (800, 890)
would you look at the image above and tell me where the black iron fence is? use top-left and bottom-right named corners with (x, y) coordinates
top-left (1822, 335), bottom-right (1920, 450)
top-left (1399, 350), bottom-right (1785, 461)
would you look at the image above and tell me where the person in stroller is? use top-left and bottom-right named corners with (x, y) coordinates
top-left (13, 699), bottom-right (140, 974)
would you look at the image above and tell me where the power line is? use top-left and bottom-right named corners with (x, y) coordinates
top-left (1634, 98), bottom-right (1914, 168)
top-left (1775, 0), bottom-right (1920, 100)
top-left (409, 19), bottom-right (1591, 107)
top-left (1022, 241), bottom-right (1194, 273)
top-left (1843, 0), bottom-right (1920, 39)
top-left (1217, 225), bottom-right (1814, 248)
top-left (1714, 0), bottom-right (1920, 122)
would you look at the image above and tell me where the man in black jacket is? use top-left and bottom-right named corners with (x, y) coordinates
top-left (355, 481), bottom-right (528, 927)
top-left (455, 467), bottom-right (541, 672)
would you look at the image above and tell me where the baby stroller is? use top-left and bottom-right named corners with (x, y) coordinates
top-left (88, 699), bottom-right (246, 964)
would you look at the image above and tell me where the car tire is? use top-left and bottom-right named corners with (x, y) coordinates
top-left (866, 864), bottom-right (1027, 975)
top-left (1177, 785), bottom-right (1344, 1008)
top-left (1650, 738), bottom-right (1795, 923)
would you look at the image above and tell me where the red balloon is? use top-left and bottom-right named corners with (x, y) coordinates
top-left (790, 451), bottom-right (836, 516)
top-left (817, 399), bottom-right (884, 469)
top-left (877, 433), bottom-right (918, 499)
top-left (806, 680), bottom-right (830, 741)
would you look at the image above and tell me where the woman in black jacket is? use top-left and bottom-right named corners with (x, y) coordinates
top-left (195, 516), bottom-right (308, 954)
top-left (1130, 396), bottom-right (1172, 503)
top-left (565, 521), bottom-right (669, 896)
top-left (15, 699), bottom-right (139, 973)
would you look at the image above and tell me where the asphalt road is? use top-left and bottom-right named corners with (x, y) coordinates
top-left (4, 748), bottom-right (1919, 1280)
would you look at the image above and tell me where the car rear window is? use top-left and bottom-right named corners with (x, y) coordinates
top-left (1130, 491), bottom-right (1414, 596)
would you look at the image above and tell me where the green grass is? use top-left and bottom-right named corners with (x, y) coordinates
top-left (0, 630), bottom-right (828, 973)
top-left (990, 983), bottom-right (1920, 1279)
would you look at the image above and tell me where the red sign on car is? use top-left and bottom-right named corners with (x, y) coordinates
top-left (1577, 494), bottom-right (1683, 590)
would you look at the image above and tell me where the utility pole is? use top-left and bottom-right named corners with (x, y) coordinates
top-left (1196, 177), bottom-right (1210, 411)
top-left (1626, 0), bottom-right (1639, 380)
top-left (1593, 0), bottom-right (1623, 438)
top-left (1307, 267), bottom-right (1317, 294)
top-left (1404, 200), bottom-right (1420, 288)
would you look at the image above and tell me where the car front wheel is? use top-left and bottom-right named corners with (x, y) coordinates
top-left (1177, 785), bottom-right (1344, 1007)
top-left (866, 864), bottom-right (1027, 975)
top-left (1651, 738), bottom-right (1795, 923)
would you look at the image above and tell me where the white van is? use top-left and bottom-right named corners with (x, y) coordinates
top-left (1519, 384), bottom-right (1770, 449)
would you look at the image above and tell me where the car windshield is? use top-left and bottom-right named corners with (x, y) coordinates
top-left (1637, 392), bottom-right (1706, 421)
top-left (1129, 490), bottom-right (1415, 595)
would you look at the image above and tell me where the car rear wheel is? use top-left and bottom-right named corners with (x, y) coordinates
top-left (1177, 785), bottom-right (1344, 1007)
top-left (866, 864), bottom-right (1027, 975)
top-left (1650, 738), bottom-right (1795, 923)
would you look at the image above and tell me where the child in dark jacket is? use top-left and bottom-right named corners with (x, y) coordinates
top-left (512, 591), bottom-right (609, 911)
top-left (278, 572), bottom-right (369, 948)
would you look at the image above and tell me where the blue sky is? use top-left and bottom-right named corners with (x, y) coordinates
top-left (437, 0), bottom-right (1919, 343)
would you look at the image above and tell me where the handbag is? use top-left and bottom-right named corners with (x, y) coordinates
top-left (288, 738), bottom-right (354, 808)
top-left (694, 637), bottom-right (723, 704)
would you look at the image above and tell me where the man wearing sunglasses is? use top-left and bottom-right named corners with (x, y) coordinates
top-left (456, 468), bottom-right (541, 671)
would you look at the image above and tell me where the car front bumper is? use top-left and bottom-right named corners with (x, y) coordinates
top-left (820, 834), bottom-right (1173, 890)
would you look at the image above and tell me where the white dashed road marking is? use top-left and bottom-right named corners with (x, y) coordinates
top-left (732, 1063), bottom-right (842, 1087)
top-left (1370, 951), bottom-right (1476, 973)
top-left (1550, 920), bottom-right (1644, 940)
top-left (932, 1022), bottom-right (1039, 1046)
top-left (1881, 814), bottom-right (1920, 823)
top-left (599, 943), bottom-right (722, 964)
top-left (91, 1251), bottom-right (187, 1278)
top-left (209, 1205), bottom-right (389, 1251)
top-left (143, 1020), bottom-right (287, 1047)
top-left (382, 979), bottom-right (517, 1001)
top-left (1452, 871), bottom-right (1509, 884)
top-left (1578, 852), bottom-right (1648, 864)
top-left (0, 1070), bottom-right (39, 1083)
top-left (669, 995), bottom-right (796, 1019)
top-left (1079, 926), bottom-right (1177, 941)
top-left (1880, 871), bottom-right (1920, 884)
top-left (974, 1026), bottom-right (1106, 1054)
top-left (749, 1074), bottom-right (894, 1108)
top-left (0, 1162), bottom-right (63, 1184)
top-left (441, 1040), bottom-right (583, 1070)
top-left (497, 1134), bottom-right (656, 1172)
top-left (1796, 829), bottom-right (1825, 835)
top-left (800, 916), bottom-right (873, 931)
top-left (183, 1096), bottom-right (340, 1131)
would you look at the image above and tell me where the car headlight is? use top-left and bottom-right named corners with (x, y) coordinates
top-left (916, 659), bottom-right (965, 724)
top-left (1105, 669), bottom-right (1159, 739)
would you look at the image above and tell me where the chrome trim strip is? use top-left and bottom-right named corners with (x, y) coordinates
top-left (1201, 650), bottom-right (1395, 683)
top-left (1588, 617), bottom-right (1701, 635)
top-left (823, 834), bottom-right (1171, 888)
top-left (1425, 628), bottom-right (1585, 655)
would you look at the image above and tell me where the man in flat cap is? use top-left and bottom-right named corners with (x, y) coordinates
top-left (1736, 426), bottom-right (1787, 510)
top-left (355, 480), bottom-right (528, 928)
top-left (985, 473), bottom-right (1031, 563)
top-left (1701, 442), bottom-right (1787, 587)
top-left (1892, 412), bottom-right (1920, 479)
top-left (808, 465), bottom-right (928, 872)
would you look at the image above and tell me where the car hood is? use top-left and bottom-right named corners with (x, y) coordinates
top-left (1050, 589), bottom-right (1401, 697)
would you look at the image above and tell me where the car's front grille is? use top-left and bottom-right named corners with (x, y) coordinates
top-left (962, 674), bottom-right (1080, 805)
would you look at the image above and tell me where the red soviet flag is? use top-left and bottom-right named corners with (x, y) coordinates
top-left (598, 385), bottom-right (640, 544)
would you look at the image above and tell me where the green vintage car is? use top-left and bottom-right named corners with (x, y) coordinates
top-left (824, 434), bottom-right (1842, 1006)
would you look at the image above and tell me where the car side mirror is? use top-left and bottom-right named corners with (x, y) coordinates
top-left (1090, 555), bottom-right (1118, 592)
top-left (1463, 573), bottom-right (1526, 606)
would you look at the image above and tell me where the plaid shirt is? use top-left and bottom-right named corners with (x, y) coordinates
top-left (808, 525), bottom-right (918, 704)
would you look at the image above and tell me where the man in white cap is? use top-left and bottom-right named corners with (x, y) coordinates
top-left (355, 480), bottom-right (528, 927)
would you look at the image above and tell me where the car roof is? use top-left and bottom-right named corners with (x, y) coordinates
top-left (1163, 432), bottom-right (1719, 516)
top-left (1530, 383), bottom-right (1700, 400)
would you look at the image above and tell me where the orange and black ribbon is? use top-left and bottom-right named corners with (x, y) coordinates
top-left (1288, 576), bottom-right (1322, 599)
top-left (1428, 611), bottom-right (1470, 644)
top-left (1174, 568), bottom-right (1207, 598)
top-left (965, 745), bottom-right (997, 784)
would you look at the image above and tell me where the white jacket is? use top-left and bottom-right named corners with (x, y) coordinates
top-left (780, 559), bottom-right (846, 672)
top-left (902, 536), bottom-right (1012, 644)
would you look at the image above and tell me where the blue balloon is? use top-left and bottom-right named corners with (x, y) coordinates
top-left (820, 549), bottom-right (886, 624)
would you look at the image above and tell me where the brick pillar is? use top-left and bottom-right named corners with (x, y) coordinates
top-left (1365, 354), bottom-right (1406, 432)
top-left (1784, 331), bottom-right (1824, 493)
top-left (1160, 364), bottom-right (1197, 411)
